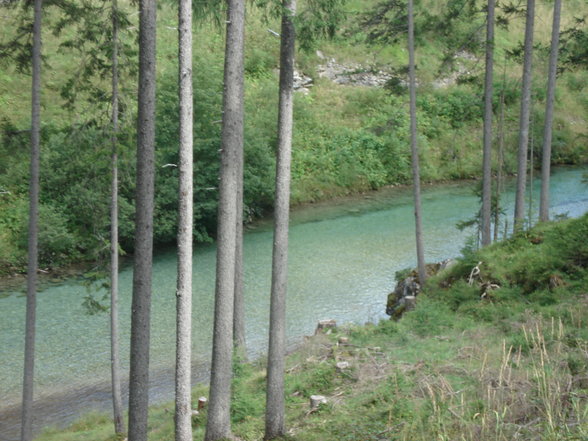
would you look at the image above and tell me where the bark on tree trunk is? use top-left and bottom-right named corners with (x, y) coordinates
top-left (481, 0), bottom-right (495, 246)
top-left (110, 0), bottom-right (125, 434)
top-left (21, 2), bottom-right (42, 440)
top-left (407, 0), bottom-right (426, 284)
top-left (539, 0), bottom-right (562, 222)
top-left (264, 1), bottom-right (296, 439)
top-left (494, 87), bottom-right (505, 242)
top-left (128, 1), bottom-right (157, 440)
top-left (174, 0), bottom-right (193, 439)
top-left (233, 151), bottom-right (246, 359)
top-left (514, 0), bottom-right (535, 231)
top-left (205, 0), bottom-right (245, 439)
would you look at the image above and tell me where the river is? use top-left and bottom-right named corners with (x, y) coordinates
top-left (1, 166), bottom-right (587, 440)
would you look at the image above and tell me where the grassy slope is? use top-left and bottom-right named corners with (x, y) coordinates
top-left (35, 215), bottom-right (588, 440)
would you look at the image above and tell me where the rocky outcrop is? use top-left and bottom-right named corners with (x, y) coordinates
top-left (386, 259), bottom-right (456, 319)
top-left (293, 69), bottom-right (313, 94)
top-left (316, 58), bottom-right (392, 88)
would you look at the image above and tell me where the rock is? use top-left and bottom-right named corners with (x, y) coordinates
top-left (310, 395), bottom-right (328, 409)
top-left (316, 58), bottom-right (392, 88)
top-left (191, 409), bottom-right (200, 416)
top-left (338, 336), bottom-right (349, 345)
top-left (293, 69), bottom-right (313, 94)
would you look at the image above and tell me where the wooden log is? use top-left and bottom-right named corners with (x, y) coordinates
top-left (198, 396), bottom-right (208, 410)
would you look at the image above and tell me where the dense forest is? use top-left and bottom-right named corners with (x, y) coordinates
top-left (1, 0), bottom-right (587, 274)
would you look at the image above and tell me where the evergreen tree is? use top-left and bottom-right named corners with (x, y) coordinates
top-left (407, 0), bottom-right (426, 284)
top-left (128, 0), bottom-right (157, 440)
top-left (21, 1), bottom-right (42, 440)
top-left (481, 0), bottom-right (495, 246)
top-left (514, 0), bottom-right (535, 231)
top-left (539, 0), bottom-right (562, 222)
top-left (265, 0), bottom-right (296, 438)
top-left (205, 0), bottom-right (245, 439)
top-left (109, 0), bottom-right (125, 435)
top-left (174, 0), bottom-right (194, 438)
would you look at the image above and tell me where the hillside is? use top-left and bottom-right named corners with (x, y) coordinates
top-left (1, 0), bottom-right (587, 273)
top-left (33, 213), bottom-right (588, 441)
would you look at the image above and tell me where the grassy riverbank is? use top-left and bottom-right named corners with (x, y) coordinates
top-left (34, 214), bottom-right (588, 440)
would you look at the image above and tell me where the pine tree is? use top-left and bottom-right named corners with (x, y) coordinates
top-left (265, 0), bottom-right (296, 438)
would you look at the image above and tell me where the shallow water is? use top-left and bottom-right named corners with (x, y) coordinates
top-left (1, 166), bottom-right (586, 440)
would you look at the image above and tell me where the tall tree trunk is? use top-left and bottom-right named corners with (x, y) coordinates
top-left (205, 0), bottom-right (245, 439)
top-left (128, 0), bottom-right (156, 440)
top-left (494, 87), bottom-right (505, 242)
top-left (481, 0), bottom-right (495, 246)
top-left (539, 0), bottom-right (562, 222)
top-left (264, 1), bottom-right (296, 439)
top-left (21, 1), bottom-right (42, 440)
top-left (233, 155), bottom-right (246, 359)
top-left (514, 0), bottom-right (535, 232)
top-left (174, 0), bottom-right (193, 439)
top-left (109, 0), bottom-right (125, 435)
top-left (407, 0), bottom-right (426, 284)
top-left (528, 118), bottom-right (534, 226)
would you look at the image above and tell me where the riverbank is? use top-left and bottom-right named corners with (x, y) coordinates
top-left (30, 213), bottom-right (588, 441)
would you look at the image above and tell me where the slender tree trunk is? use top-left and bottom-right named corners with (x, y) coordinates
top-left (21, 2), bottom-right (42, 440)
top-left (205, 0), bottom-right (245, 439)
top-left (494, 88), bottom-right (505, 242)
top-left (109, 0), bottom-right (125, 435)
top-left (233, 154), bottom-right (246, 359)
top-left (514, 0), bottom-right (535, 232)
top-left (481, 0), bottom-right (495, 246)
top-left (528, 118), bottom-right (534, 227)
top-left (539, 0), bottom-right (562, 222)
top-left (407, 0), bottom-right (426, 284)
top-left (174, 0), bottom-right (193, 439)
top-left (128, 1), bottom-right (156, 440)
top-left (264, 1), bottom-right (296, 439)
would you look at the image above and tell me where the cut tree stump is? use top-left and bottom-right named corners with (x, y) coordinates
top-left (310, 395), bottom-right (328, 409)
top-left (315, 319), bottom-right (337, 334)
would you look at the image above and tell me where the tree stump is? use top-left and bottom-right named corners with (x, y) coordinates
top-left (310, 395), bottom-right (327, 409)
top-left (315, 319), bottom-right (337, 334)
top-left (336, 361), bottom-right (350, 373)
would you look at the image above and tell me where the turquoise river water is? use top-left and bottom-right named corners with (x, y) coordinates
top-left (0, 166), bottom-right (587, 440)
